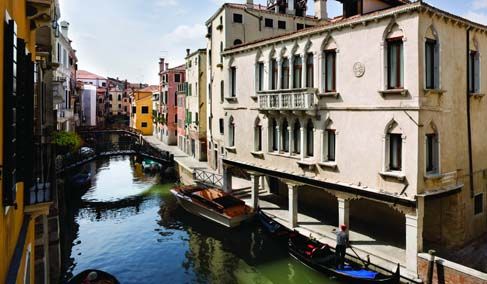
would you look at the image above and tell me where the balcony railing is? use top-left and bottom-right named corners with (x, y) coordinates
top-left (258, 91), bottom-right (315, 111)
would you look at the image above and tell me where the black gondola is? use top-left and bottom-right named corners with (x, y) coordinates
top-left (257, 209), bottom-right (290, 237)
top-left (288, 232), bottom-right (400, 284)
top-left (68, 269), bottom-right (120, 284)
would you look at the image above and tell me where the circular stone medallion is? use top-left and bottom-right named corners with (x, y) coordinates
top-left (353, 62), bottom-right (365, 78)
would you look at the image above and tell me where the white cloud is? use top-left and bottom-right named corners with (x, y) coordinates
top-left (473, 0), bottom-right (487, 10)
top-left (463, 11), bottom-right (487, 25)
top-left (163, 24), bottom-right (206, 44)
top-left (155, 0), bottom-right (178, 7)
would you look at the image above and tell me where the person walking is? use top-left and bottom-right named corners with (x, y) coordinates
top-left (333, 224), bottom-right (349, 269)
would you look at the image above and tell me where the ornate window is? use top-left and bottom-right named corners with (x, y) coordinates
top-left (281, 58), bottom-right (290, 89)
top-left (271, 59), bottom-right (278, 90)
top-left (306, 119), bottom-right (314, 157)
top-left (293, 56), bottom-right (302, 89)
top-left (306, 53), bottom-right (314, 88)
top-left (271, 118), bottom-right (278, 152)
top-left (324, 50), bottom-right (336, 92)
top-left (254, 118), bottom-right (263, 152)
top-left (282, 119), bottom-right (290, 152)
top-left (384, 23), bottom-right (405, 90)
top-left (293, 120), bottom-right (301, 155)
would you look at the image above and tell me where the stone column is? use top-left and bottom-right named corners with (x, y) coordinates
top-left (405, 197), bottom-right (424, 273)
top-left (288, 183), bottom-right (299, 228)
top-left (276, 124), bottom-right (281, 153)
top-left (338, 198), bottom-right (350, 228)
top-left (250, 173), bottom-right (261, 209)
top-left (223, 166), bottom-right (233, 194)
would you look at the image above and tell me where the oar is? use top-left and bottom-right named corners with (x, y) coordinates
top-left (348, 244), bottom-right (369, 268)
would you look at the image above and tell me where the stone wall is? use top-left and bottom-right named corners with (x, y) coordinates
top-left (417, 254), bottom-right (487, 284)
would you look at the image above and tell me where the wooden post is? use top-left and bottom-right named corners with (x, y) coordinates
top-left (426, 250), bottom-right (436, 284)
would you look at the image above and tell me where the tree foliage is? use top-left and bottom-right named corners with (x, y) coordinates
top-left (52, 131), bottom-right (82, 153)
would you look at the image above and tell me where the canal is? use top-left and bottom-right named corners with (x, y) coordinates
top-left (61, 156), bottom-right (340, 284)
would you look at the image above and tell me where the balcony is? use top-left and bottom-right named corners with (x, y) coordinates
top-left (257, 90), bottom-right (316, 112)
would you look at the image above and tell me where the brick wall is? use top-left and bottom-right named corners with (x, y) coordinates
top-left (418, 256), bottom-right (487, 284)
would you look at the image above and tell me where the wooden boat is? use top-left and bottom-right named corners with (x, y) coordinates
top-left (288, 232), bottom-right (400, 284)
top-left (68, 269), bottom-right (119, 284)
top-left (170, 185), bottom-right (254, 228)
top-left (70, 173), bottom-right (91, 187)
top-left (257, 209), bottom-right (290, 237)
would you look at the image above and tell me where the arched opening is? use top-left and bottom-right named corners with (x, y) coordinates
top-left (233, 39), bottom-right (242, 46)
top-left (271, 118), bottom-right (278, 152)
top-left (228, 116), bottom-right (235, 147)
top-left (306, 119), bottom-right (314, 157)
top-left (384, 23), bottom-right (405, 90)
top-left (254, 117), bottom-right (263, 152)
top-left (282, 119), bottom-right (289, 153)
top-left (425, 25), bottom-right (440, 90)
top-left (293, 120), bottom-right (301, 155)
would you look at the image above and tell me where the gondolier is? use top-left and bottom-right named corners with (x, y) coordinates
top-left (334, 224), bottom-right (349, 269)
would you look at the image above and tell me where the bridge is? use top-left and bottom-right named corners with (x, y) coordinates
top-left (56, 126), bottom-right (175, 174)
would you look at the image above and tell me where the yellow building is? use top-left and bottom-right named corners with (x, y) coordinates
top-left (1, 0), bottom-right (55, 283)
top-left (131, 86), bottom-right (157, 135)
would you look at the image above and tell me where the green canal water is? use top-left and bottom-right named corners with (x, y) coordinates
top-left (61, 156), bottom-right (341, 284)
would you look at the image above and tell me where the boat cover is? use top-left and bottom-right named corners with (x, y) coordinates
top-left (336, 266), bottom-right (378, 279)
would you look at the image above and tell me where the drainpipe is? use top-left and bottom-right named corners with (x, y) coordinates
top-left (244, 8), bottom-right (263, 32)
top-left (466, 27), bottom-right (474, 198)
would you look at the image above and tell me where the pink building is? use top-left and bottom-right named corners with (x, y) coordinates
top-left (158, 58), bottom-right (185, 145)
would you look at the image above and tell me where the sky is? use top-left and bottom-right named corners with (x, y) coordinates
top-left (58, 0), bottom-right (487, 85)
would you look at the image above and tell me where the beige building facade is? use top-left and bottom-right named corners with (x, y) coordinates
top-left (206, 1), bottom-right (323, 173)
top-left (183, 49), bottom-right (208, 161)
top-left (220, 0), bottom-right (487, 278)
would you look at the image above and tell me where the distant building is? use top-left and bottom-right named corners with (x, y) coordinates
top-left (77, 70), bottom-right (108, 125)
top-left (182, 48), bottom-right (207, 161)
top-left (54, 21), bottom-right (78, 132)
top-left (81, 85), bottom-right (97, 126)
top-left (131, 86), bottom-right (157, 135)
top-left (157, 59), bottom-right (185, 145)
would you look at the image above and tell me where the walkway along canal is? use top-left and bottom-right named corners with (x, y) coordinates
top-left (59, 155), bottom-right (344, 284)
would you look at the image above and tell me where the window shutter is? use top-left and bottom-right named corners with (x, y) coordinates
top-left (434, 43), bottom-right (440, 89)
top-left (3, 18), bottom-right (17, 205)
top-left (474, 54), bottom-right (480, 93)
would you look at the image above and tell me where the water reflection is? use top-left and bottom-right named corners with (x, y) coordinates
top-left (61, 156), bottom-right (339, 284)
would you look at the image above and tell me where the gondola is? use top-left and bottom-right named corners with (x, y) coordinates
top-left (257, 209), bottom-right (290, 237)
top-left (288, 232), bottom-right (400, 284)
top-left (68, 269), bottom-right (119, 284)
top-left (70, 173), bottom-right (91, 187)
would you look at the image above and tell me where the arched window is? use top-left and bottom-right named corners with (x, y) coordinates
top-left (385, 120), bottom-right (403, 171)
top-left (271, 58), bottom-right (278, 90)
top-left (306, 53), bottom-right (314, 88)
top-left (254, 118), bottom-right (263, 152)
top-left (233, 39), bottom-right (242, 45)
top-left (306, 119), bottom-right (314, 157)
top-left (281, 58), bottom-right (290, 89)
top-left (282, 119), bottom-right (289, 152)
top-left (228, 116), bottom-right (235, 147)
top-left (271, 118), bottom-right (278, 151)
top-left (323, 120), bottom-right (336, 162)
top-left (425, 123), bottom-right (439, 174)
top-left (385, 23), bottom-right (404, 89)
top-left (425, 26), bottom-right (440, 89)
top-left (469, 37), bottom-right (481, 93)
top-left (293, 56), bottom-right (302, 89)
top-left (293, 120), bottom-right (301, 154)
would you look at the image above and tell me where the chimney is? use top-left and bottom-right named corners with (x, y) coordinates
top-left (287, 0), bottom-right (295, 15)
top-left (159, 58), bottom-right (165, 72)
top-left (314, 0), bottom-right (327, 20)
top-left (165, 63), bottom-right (169, 71)
top-left (186, 49), bottom-right (190, 56)
top-left (246, 0), bottom-right (253, 8)
top-left (60, 21), bottom-right (70, 37)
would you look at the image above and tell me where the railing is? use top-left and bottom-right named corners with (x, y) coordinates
top-left (258, 91), bottom-right (315, 110)
top-left (76, 125), bottom-right (142, 136)
top-left (193, 169), bottom-right (223, 188)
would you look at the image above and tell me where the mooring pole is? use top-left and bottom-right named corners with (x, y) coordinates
top-left (426, 249), bottom-right (436, 284)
